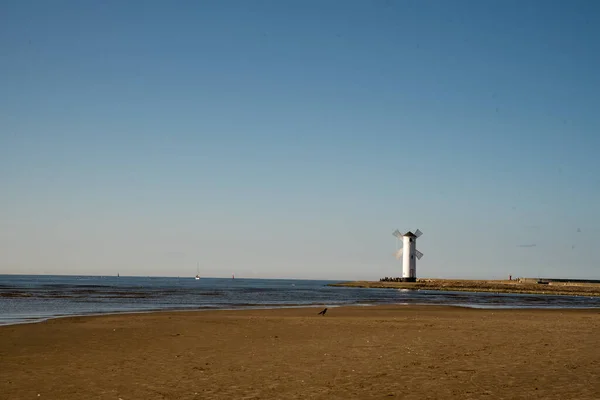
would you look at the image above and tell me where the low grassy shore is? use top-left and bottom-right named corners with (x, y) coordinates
top-left (328, 279), bottom-right (600, 296)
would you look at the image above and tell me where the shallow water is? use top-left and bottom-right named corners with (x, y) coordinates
top-left (1, 274), bottom-right (600, 325)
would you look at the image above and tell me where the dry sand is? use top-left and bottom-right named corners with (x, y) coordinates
top-left (1, 306), bottom-right (599, 400)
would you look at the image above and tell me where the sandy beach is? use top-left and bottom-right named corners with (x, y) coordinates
top-left (1, 306), bottom-right (599, 400)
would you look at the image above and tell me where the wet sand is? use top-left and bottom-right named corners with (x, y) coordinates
top-left (1, 306), bottom-right (599, 399)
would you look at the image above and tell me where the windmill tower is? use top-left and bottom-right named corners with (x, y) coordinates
top-left (392, 229), bottom-right (423, 282)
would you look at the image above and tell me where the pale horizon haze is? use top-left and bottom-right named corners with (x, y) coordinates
top-left (1, 0), bottom-right (599, 280)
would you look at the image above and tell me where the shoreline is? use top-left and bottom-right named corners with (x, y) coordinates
top-left (329, 279), bottom-right (600, 297)
top-left (2, 300), bottom-right (599, 328)
top-left (2, 303), bottom-right (597, 332)
top-left (0, 303), bottom-right (340, 328)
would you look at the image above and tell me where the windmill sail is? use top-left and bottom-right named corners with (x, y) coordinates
top-left (395, 248), bottom-right (403, 259)
top-left (414, 249), bottom-right (424, 260)
top-left (414, 229), bottom-right (423, 238)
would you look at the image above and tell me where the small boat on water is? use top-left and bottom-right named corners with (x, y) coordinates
top-left (195, 262), bottom-right (200, 280)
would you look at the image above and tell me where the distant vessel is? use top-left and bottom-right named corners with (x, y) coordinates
top-left (232, 273), bottom-right (235, 280)
top-left (195, 263), bottom-right (200, 280)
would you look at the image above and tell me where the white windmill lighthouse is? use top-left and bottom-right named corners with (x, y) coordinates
top-left (392, 229), bottom-right (423, 282)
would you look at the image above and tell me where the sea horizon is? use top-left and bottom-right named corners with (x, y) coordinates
top-left (0, 273), bottom-right (346, 281)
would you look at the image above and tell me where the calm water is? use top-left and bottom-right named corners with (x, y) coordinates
top-left (1, 274), bottom-right (600, 326)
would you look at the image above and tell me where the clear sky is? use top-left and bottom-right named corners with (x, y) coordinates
top-left (1, 0), bottom-right (599, 280)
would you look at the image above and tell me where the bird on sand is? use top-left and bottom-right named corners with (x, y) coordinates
top-left (317, 308), bottom-right (328, 316)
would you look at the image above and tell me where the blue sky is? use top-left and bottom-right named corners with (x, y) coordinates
top-left (1, 0), bottom-right (599, 279)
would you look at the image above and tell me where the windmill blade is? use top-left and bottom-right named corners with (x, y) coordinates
top-left (392, 229), bottom-right (402, 238)
top-left (414, 229), bottom-right (423, 238)
top-left (414, 249), bottom-right (424, 260)
top-left (395, 248), bottom-right (403, 259)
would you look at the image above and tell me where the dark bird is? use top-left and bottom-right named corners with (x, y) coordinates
top-left (317, 308), bottom-right (328, 316)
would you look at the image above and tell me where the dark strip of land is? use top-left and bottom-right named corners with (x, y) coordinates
top-left (328, 279), bottom-right (600, 296)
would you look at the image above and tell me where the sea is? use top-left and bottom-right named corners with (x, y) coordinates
top-left (1, 274), bottom-right (600, 326)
